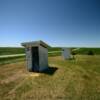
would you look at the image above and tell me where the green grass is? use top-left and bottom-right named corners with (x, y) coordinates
top-left (0, 52), bottom-right (61, 65)
top-left (48, 51), bottom-right (61, 57)
top-left (75, 48), bottom-right (100, 55)
top-left (0, 47), bottom-right (100, 65)
top-left (0, 47), bottom-right (25, 55)
top-left (0, 55), bottom-right (100, 100)
top-left (0, 56), bottom-right (25, 65)
top-left (0, 47), bottom-right (61, 55)
top-left (48, 47), bottom-right (62, 51)
top-left (0, 47), bottom-right (61, 64)
top-left (0, 47), bottom-right (100, 56)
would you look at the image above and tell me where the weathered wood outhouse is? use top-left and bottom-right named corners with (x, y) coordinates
top-left (21, 40), bottom-right (49, 72)
top-left (62, 48), bottom-right (71, 59)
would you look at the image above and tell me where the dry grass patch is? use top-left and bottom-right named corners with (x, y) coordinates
top-left (0, 55), bottom-right (100, 100)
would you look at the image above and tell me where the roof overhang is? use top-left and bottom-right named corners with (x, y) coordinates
top-left (21, 40), bottom-right (50, 48)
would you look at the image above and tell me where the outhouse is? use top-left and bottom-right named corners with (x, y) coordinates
top-left (62, 48), bottom-right (71, 59)
top-left (21, 40), bottom-right (49, 72)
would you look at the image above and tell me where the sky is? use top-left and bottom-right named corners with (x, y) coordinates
top-left (0, 0), bottom-right (100, 47)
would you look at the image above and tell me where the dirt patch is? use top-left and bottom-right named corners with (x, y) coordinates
top-left (28, 73), bottom-right (40, 77)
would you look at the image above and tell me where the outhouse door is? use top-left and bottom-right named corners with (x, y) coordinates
top-left (32, 47), bottom-right (39, 72)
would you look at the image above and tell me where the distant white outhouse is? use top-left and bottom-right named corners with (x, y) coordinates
top-left (21, 40), bottom-right (49, 72)
top-left (62, 48), bottom-right (71, 59)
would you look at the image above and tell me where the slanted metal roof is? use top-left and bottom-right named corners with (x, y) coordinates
top-left (21, 40), bottom-right (50, 48)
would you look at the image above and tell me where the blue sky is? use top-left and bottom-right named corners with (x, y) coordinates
top-left (0, 0), bottom-right (100, 47)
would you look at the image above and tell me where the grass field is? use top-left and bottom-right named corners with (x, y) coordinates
top-left (0, 47), bottom-right (100, 56)
top-left (75, 48), bottom-right (100, 55)
top-left (0, 47), bottom-right (61, 55)
top-left (0, 55), bottom-right (100, 100)
top-left (0, 47), bottom-right (25, 55)
top-left (0, 56), bottom-right (25, 65)
top-left (0, 47), bottom-right (61, 64)
top-left (1, 47), bottom-right (100, 65)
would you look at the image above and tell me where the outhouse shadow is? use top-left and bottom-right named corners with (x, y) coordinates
top-left (41, 66), bottom-right (58, 75)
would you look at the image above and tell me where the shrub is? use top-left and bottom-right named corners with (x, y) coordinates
top-left (71, 50), bottom-right (77, 59)
top-left (71, 50), bottom-right (77, 55)
top-left (87, 50), bottom-right (94, 55)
